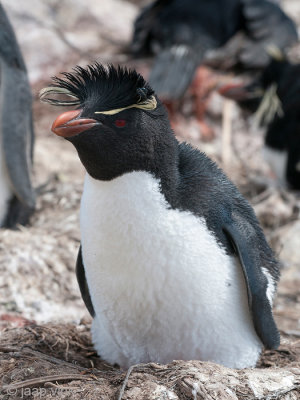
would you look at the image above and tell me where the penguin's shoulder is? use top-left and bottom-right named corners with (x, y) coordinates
top-left (176, 142), bottom-right (240, 222)
top-left (174, 142), bottom-right (280, 281)
top-left (131, 0), bottom-right (172, 55)
top-left (0, 5), bottom-right (27, 71)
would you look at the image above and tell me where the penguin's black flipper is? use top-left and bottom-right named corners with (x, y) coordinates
top-left (149, 46), bottom-right (200, 100)
top-left (0, 60), bottom-right (36, 221)
top-left (223, 222), bottom-right (280, 349)
top-left (76, 246), bottom-right (95, 318)
top-left (0, 4), bottom-right (35, 225)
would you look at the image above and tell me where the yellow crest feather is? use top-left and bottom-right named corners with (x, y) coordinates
top-left (95, 96), bottom-right (157, 115)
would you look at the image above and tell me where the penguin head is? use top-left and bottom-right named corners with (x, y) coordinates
top-left (40, 63), bottom-right (175, 180)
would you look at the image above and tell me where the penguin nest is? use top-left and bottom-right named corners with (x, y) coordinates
top-left (0, 323), bottom-right (299, 400)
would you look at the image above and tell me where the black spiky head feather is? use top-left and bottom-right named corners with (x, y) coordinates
top-left (40, 63), bottom-right (155, 113)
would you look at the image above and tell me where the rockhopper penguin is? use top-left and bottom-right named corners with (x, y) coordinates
top-left (0, 4), bottom-right (35, 228)
top-left (219, 55), bottom-right (300, 190)
top-left (131, 0), bottom-right (297, 100)
top-left (41, 63), bottom-right (280, 369)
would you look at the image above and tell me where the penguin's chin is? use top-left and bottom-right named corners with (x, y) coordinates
top-left (51, 109), bottom-right (101, 138)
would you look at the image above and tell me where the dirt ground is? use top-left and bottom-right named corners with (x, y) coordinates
top-left (0, 0), bottom-right (300, 399)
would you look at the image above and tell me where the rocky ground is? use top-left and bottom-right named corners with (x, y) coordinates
top-left (0, 0), bottom-right (300, 399)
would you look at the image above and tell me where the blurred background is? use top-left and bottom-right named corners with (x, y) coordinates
top-left (0, 0), bottom-right (299, 339)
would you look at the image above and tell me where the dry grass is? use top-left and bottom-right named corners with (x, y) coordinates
top-left (0, 324), bottom-right (299, 399)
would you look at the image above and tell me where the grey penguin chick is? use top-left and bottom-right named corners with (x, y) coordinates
top-left (41, 63), bottom-right (280, 369)
top-left (0, 4), bottom-right (35, 228)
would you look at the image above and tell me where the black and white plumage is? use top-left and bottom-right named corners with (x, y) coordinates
top-left (220, 57), bottom-right (300, 190)
top-left (131, 0), bottom-right (297, 100)
top-left (0, 4), bottom-right (35, 228)
top-left (41, 63), bottom-right (280, 369)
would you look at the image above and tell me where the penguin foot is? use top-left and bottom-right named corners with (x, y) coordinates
top-left (2, 196), bottom-right (34, 229)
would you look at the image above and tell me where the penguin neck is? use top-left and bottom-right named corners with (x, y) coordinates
top-left (79, 126), bottom-right (181, 204)
top-left (150, 132), bottom-right (180, 204)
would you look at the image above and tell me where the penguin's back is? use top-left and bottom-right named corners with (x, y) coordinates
top-left (80, 170), bottom-right (262, 369)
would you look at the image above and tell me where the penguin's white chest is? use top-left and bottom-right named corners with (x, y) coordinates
top-left (80, 171), bottom-right (262, 369)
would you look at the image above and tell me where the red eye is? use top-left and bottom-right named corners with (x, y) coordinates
top-left (114, 119), bottom-right (127, 128)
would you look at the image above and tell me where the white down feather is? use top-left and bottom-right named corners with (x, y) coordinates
top-left (80, 171), bottom-right (263, 369)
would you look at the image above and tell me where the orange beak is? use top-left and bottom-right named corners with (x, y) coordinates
top-left (51, 109), bottom-right (99, 138)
